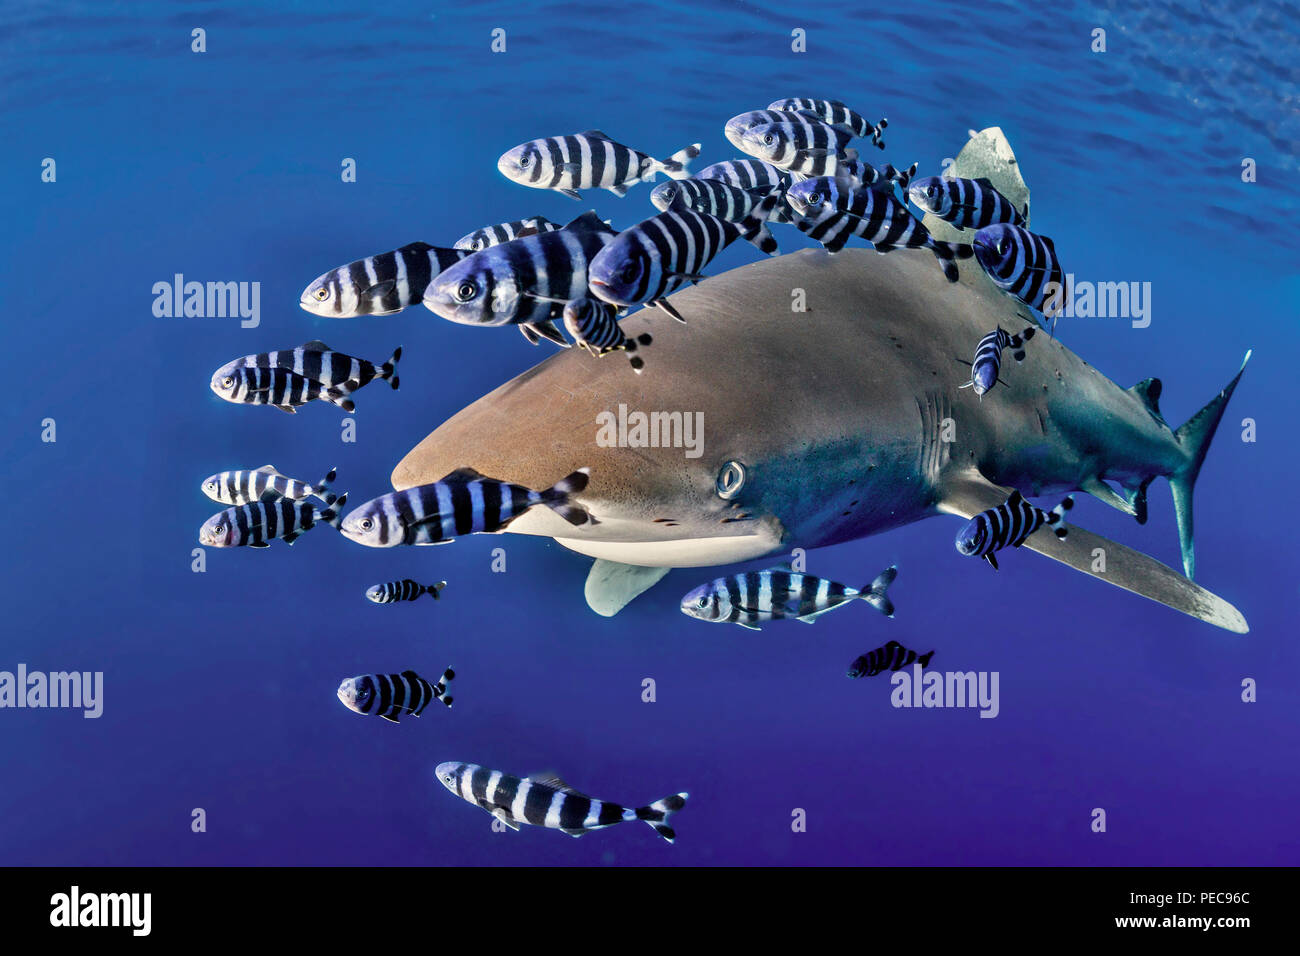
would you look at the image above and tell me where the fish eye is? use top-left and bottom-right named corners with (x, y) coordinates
top-left (996, 240), bottom-right (1008, 255)
top-left (618, 260), bottom-right (640, 283)
top-left (763, 133), bottom-right (775, 146)
top-left (456, 281), bottom-right (479, 302)
top-left (808, 192), bottom-right (822, 205)
top-left (519, 154), bottom-right (531, 168)
top-left (471, 239), bottom-right (483, 251)
top-left (716, 459), bottom-right (747, 499)
top-left (314, 287), bottom-right (330, 301)
top-left (359, 517), bottom-right (374, 532)
top-left (221, 376), bottom-right (234, 389)
top-left (696, 596), bottom-right (708, 609)
top-left (205, 480), bottom-right (217, 490)
top-left (926, 185), bottom-right (939, 199)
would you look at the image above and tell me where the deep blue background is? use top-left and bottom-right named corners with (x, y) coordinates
top-left (1, 0), bottom-right (1297, 865)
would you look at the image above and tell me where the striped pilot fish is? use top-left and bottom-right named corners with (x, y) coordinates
top-left (960, 325), bottom-right (1036, 397)
top-left (436, 762), bottom-right (689, 842)
top-left (454, 216), bottom-right (561, 252)
top-left (972, 224), bottom-right (1066, 331)
top-left (215, 340), bottom-right (401, 393)
top-left (907, 176), bottom-right (1026, 232)
top-left (337, 668), bottom-right (454, 722)
top-left (299, 241), bottom-right (467, 317)
top-left (423, 211), bottom-right (618, 347)
top-left (649, 177), bottom-right (783, 252)
top-left (737, 118), bottom-right (862, 179)
top-left (680, 565), bottom-right (897, 630)
top-left (695, 159), bottom-right (798, 223)
top-left (201, 465), bottom-right (337, 506)
top-left (209, 365), bottom-right (355, 414)
top-left (340, 467), bottom-right (593, 548)
top-left (198, 493), bottom-right (347, 548)
top-left (785, 176), bottom-right (969, 281)
top-left (497, 130), bottom-right (700, 200)
top-left (562, 297), bottom-right (652, 374)
top-left (767, 97), bottom-right (887, 149)
top-left (723, 109), bottom-right (815, 152)
top-left (955, 491), bottom-right (1075, 569)
top-left (365, 579), bottom-right (446, 603)
top-left (847, 640), bottom-right (934, 678)
top-left (587, 191), bottom-right (779, 320)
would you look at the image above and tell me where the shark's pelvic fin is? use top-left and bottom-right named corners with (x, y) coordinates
top-left (937, 473), bottom-right (1248, 634)
top-left (584, 559), bottom-right (671, 617)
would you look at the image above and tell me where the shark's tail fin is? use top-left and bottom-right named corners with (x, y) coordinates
top-left (859, 564), bottom-right (897, 618)
top-left (1169, 350), bottom-right (1251, 579)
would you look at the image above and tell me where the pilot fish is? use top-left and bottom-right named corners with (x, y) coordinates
top-left (299, 242), bottom-right (467, 317)
top-left (435, 762), bottom-right (689, 842)
top-left (497, 130), bottom-right (699, 200)
top-left (340, 467), bottom-right (593, 547)
top-left (680, 565), bottom-right (897, 630)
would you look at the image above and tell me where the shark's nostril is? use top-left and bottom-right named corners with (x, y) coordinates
top-left (716, 460), bottom-right (747, 500)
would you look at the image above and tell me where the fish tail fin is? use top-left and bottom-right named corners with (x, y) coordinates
top-left (635, 792), bottom-right (689, 843)
top-left (859, 564), bottom-right (898, 618)
top-left (1169, 349), bottom-right (1251, 578)
top-left (739, 191), bottom-right (781, 254)
top-left (1046, 495), bottom-right (1075, 539)
top-left (323, 387), bottom-right (356, 413)
top-left (917, 650), bottom-right (935, 668)
top-left (435, 666), bottom-right (454, 707)
top-left (381, 346), bottom-right (402, 390)
top-left (927, 240), bottom-right (962, 283)
top-left (428, 580), bottom-right (447, 600)
top-left (872, 118), bottom-right (888, 149)
top-left (886, 161), bottom-right (917, 190)
top-left (320, 492), bottom-right (347, 530)
top-left (311, 466), bottom-right (339, 506)
top-left (540, 467), bottom-right (595, 526)
top-left (650, 143), bottom-right (701, 181)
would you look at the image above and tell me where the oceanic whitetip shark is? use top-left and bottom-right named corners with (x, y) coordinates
top-left (391, 130), bottom-right (1249, 633)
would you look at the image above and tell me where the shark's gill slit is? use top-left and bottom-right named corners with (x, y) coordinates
top-left (716, 460), bottom-right (747, 500)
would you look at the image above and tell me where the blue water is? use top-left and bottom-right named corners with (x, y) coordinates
top-left (2, 0), bottom-right (1297, 866)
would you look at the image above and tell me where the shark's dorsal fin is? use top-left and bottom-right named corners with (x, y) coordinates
top-left (936, 472), bottom-right (1247, 633)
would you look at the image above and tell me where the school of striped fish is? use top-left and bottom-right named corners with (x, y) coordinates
top-left (193, 95), bottom-right (1090, 847)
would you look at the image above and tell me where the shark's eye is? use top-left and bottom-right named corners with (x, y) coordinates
top-left (716, 460), bottom-right (747, 500)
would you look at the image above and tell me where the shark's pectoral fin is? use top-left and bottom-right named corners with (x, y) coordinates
top-left (936, 474), bottom-right (1247, 634)
top-left (584, 559), bottom-right (671, 617)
